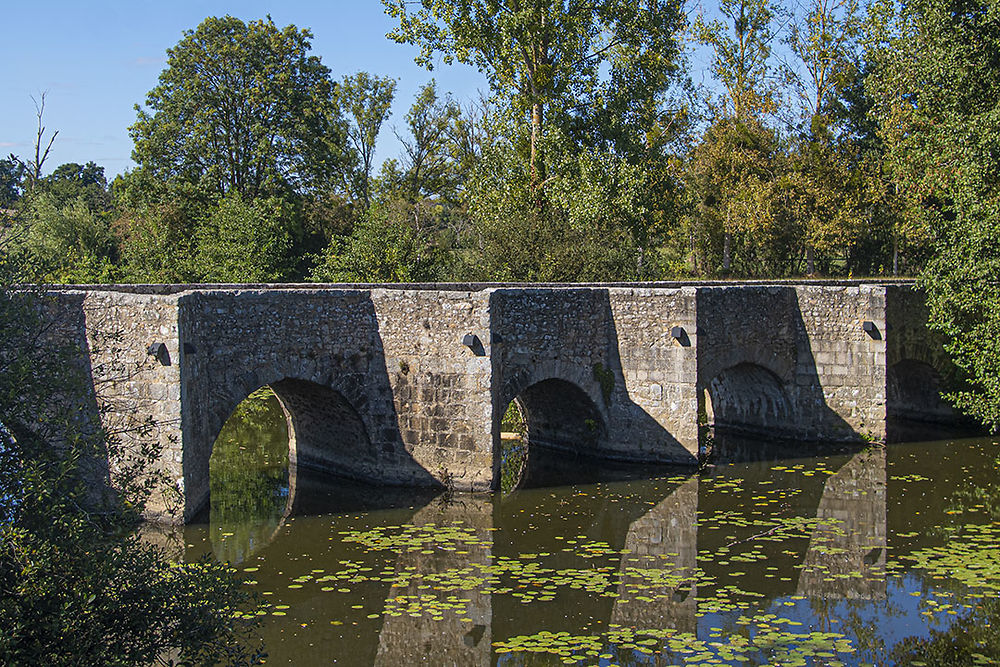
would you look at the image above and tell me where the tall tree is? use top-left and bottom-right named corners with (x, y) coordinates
top-left (383, 0), bottom-right (686, 189)
top-left (130, 15), bottom-right (346, 199)
top-left (692, 0), bottom-right (784, 271)
top-left (338, 72), bottom-right (397, 209)
top-left (693, 0), bottom-right (784, 121)
top-left (867, 0), bottom-right (1000, 430)
top-left (788, 0), bottom-right (859, 123)
top-left (396, 80), bottom-right (461, 205)
top-left (786, 0), bottom-right (861, 273)
top-left (685, 117), bottom-right (787, 275)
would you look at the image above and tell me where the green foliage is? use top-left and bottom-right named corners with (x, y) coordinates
top-left (0, 245), bottom-right (259, 663)
top-left (694, 0), bottom-right (784, 120)
top-left (592, 363), bottom-right (615, 406)
top-left (384, 0), bottom-right (686, 185)
top-left (394, 80), bottom-right (461, 203)
top-left (685, 117), bottom-right (793, 276)
top-left (867, 0), bottom-right (1000, 430)
top-left (0, 155), bottom-right (26, 208)
top-left (130, 15), bottom-right (345, 199)
top-left (462, 136), bottom-right (649, 282)
top-left (310, 203), bottom-right (446, 283)
top-left (195, 193), bottom-right (294, 283)
top-left (338, 71), bottom-right (397, 208)
top-left (10, 192), bottom-right (120, 284)
top-left (41, 161), bottom-right (112, 212)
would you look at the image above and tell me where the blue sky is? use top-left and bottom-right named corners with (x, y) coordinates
top-left (0, 1), bottom-right (487, 179)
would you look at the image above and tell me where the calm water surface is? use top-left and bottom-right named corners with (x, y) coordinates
top-left (171, 392), bottom-right (1000, 665)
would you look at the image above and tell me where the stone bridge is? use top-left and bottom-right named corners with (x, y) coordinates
top-left (46, 281), bottom-right (964, 522)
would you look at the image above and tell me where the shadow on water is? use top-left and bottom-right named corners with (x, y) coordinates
top-left (516, 443), bottom-right (692, 489)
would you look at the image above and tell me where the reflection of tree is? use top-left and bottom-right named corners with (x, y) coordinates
top-left (208, 387), bottom-right (290, 564)
top-left (891, 599), bottom-right (1000, 666)
top-left (889, 441), bottom-right (1000, 664)
top-left (498, 402), bottom-right (527, 494)
top-left (498, 437), bottom-right (527, 495)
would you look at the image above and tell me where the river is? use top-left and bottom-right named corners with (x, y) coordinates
top-left (160, 390), bottom-right (1000, 665)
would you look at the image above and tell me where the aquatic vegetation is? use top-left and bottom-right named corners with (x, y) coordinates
top-left (192, 408), bottom-right (1000, 666)
top-left (493, 619), bottom-right (857, 666)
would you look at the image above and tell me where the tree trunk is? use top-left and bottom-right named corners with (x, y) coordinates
top-left (806, 246), bottom-right (815, 275)
top-left (530, 102), bottom-right (543, 189)
top-left (892, 237), bottom-right (899, 276)
top-left (689, 233), bottom-right (698, 275)
top-left (722, 233), bottom-right (732, 273)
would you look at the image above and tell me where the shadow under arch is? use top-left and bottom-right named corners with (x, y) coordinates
top-left (696, 285), bottom-right (862, 462)
top-left (488, 287), bottom-right (696, 493)
top-left (513, 377), bottom-right (608, 451)
top-left (206, 375), bottom-right (373, 480)
top-left (884, 286), bottom-right (985, 441)
top-left (887, 359), bottom-right (952, 424)
top-left (201, 377), bottom-right (446, 563)
top-left (498, 376), bottom-right (609, 491)
top-left (704, 362), bottom-right (793, 436)
top-left (886, 359), bottom-right (980, 441)
top-left (189, 363), bottom-right (440, 519)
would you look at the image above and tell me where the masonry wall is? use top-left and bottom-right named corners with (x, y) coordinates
top-left (38, 281), bottom-right (953, 525)
top-left (606, 287), bottom-right (699, 460)
top-left (59, 290), bottom-right (185, 520)
top-left (787, 285), bottom-right (887, 440)
top-left (696, 285), bottom-right (887, 442)
top-left (176, 288), bottom-right (494, 521)
top-left (370, 288), bottom-right (494, 493)
top-left (490, 287), bottom-right (698, 465)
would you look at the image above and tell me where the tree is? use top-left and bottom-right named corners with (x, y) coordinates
top-left (788, 0), bottom-right (859, 124)
top-left (130, 15), bottom-right (346, 199)
top-left (10, 192), bottom-right (120, 284)
top-left (310, 203), bottom-right (445, 283)
top-left (22, 93), bottom-right (58, 193)
top-left (784, 0), bottom-right (862, 273)
top-left (0, 156), bottom-right (25, 209)
top-left (395, 80), bottom-right (460, 206)
top-left (384, 0), bottom-right (686, 189)
top-left (462, 135), bottom-right (644, 281)
top-left (112, 170), bottom-right (205, 283)
top-left (42, 162), bottom-right (112, 212)
top-left (685, 117), bottom-right (789, 276)
top-left (867, 0), bottom-right (1000, 430)
top-left (0, 233), bottom-right (260, 663)
top-left (194, 193), bottom-right (294, 282)
top-left (338, 72), bottom-right (397, 209)
top-left (693, 0), bottom-right (785, 121)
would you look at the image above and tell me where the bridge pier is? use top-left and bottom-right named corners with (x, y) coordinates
top-left (44, 281), bottom-right (968, 523)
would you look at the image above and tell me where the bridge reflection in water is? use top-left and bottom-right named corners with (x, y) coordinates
top-left (146, 381), bottom-right (900, 667)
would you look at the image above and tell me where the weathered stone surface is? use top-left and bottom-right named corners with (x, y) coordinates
top-left (42, 281), bottom-right (961, 523)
